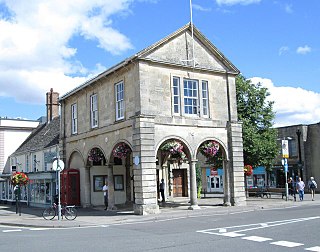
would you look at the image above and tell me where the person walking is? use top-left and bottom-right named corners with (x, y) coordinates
top-left (159, 179), bottom-right (165, 202)
top-left (102, 181), bottom-right (109, 210)
top-left (296, 177), bottom-right (305, 201)
top-left (308, 177), bottom-right (317, 201)
top-left (288, 177), bottom-right (296, 201)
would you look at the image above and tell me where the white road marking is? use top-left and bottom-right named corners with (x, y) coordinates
top-left (242, 236), bottom-right (273, 242)
top-left (197, 216), bottom-right (320, 235)
top-left (3, 229), bottom-right (22, 233)
top-left (270, 241), bottom-right (304, 248)
top-left (305, 246), bottom-right (320, 252)
top-left (220, 232), bottom-right (245, 237)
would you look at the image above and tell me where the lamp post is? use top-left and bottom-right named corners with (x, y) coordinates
top-left (281, 137), bottom-right (291, 201)
top-left (296, 129), bottom-right (303, 179)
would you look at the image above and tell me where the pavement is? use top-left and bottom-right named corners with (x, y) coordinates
top-left (0, 194), bottom-right (319, 228)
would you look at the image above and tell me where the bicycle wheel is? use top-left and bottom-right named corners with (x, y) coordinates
top-left (64, 207), bottom-right (77, 220)
top-left (42, 207), bottom-right (56, 220)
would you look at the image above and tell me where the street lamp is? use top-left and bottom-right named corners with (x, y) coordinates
top-left (281, 137), bottom-right (292, 201)
top-left (296, 129), bottom-right (303, 179)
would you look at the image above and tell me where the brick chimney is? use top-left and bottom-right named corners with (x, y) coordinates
top-left (46, 88), bottom-right (59, 122)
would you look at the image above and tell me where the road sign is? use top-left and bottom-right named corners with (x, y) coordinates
top-left (52, 159), bottom-right (65, 171)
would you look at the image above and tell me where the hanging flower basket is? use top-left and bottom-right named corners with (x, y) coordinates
top-left (244, 165), bottom-right (253, 176)
top-left (112, 143), bottom-right (131, 159)
top-left (88, 148), bottom-right (104, 162)
top-left (11, 172), bottom-right (29, 186)
top-left (200, 140), bottom-right (220, 158)
top-left (160, 140), bottom-right (187, 164)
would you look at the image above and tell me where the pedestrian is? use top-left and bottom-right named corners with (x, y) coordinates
top-left (296, 177), bottom-right (305, 201)
top-left (159, 179), bottom-right (165, 202)
top-left (288, 177), bottom-right (296, 201)
top-left (308, 176), bottom-right (317, 201)
top-left (102, 181), bottom-right (108, 210)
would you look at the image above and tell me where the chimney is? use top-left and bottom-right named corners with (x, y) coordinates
top-left (46, 88), bottom-right (59, 122)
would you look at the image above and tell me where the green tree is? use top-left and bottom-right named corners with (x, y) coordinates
top-left (236, 75), bottom-right (279, 170)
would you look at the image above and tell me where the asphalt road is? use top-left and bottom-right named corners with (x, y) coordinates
top-left (1, 204), bottom-right (319, 252)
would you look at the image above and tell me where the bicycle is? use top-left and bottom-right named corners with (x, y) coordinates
top-left (42, 202), bottom-right (77, 220)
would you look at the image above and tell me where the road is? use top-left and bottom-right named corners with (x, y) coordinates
top-left (0, 204), bottom-right (319, 252)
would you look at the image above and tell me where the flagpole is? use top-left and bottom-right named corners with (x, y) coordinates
top-left (189, 0), bottom-right (195, 68)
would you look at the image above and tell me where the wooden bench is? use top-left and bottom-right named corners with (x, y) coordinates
top-left (247, 187), bottom-right (286, 199)
top-left (264, 188), bottom-right (286, 199)
top-left (247, 188), bottom-right (269, 198)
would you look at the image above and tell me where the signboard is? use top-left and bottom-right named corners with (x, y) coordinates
top-left (210, 168), bottom-right (218, 176)
top-left (52, 159), bottom-right (65, 171)
top-left (282, 140), bottom-right (289, 158)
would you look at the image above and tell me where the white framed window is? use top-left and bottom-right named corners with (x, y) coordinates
top-left (115, 81), bottom-right (124, 120)
top-left (71, 103), bottom-right (78, 134)
top-left (183, 79), bottom-right (199, 115)
top-left (33, 154), bottom-right (37, 172)
top-left (90, 94), bottom-right (98, 128)
top-left (202, 80), bottom-right (209, 117)
top-left (26, 154), bottom-right (29, 172)
top-left (173, 77), bottom-right (180, 114)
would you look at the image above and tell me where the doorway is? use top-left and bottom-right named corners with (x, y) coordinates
top-left (172, 169), bottom-right (186, 197)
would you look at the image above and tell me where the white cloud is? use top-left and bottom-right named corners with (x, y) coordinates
top-left (250, 77), bottom-right (320, 127)
top-left (296, 45), bottom-right (311, 55)
top-left (279, 46), bottom-right (289, 56)
top-left (215, 0), bottom-right (261, 6)
top-left (0, 0), bottom-right (134, 104)
top-left (192, 4), bottom-right (211, 12)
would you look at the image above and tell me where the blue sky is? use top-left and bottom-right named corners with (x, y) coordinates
top-left (0, 0), bottom-right (319, 127)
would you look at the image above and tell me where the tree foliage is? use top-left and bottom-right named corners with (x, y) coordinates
top-left (236, 75), bottom-right (279, 170)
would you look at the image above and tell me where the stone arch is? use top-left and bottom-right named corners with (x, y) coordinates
top-left (107, 140), bottom-right (133, 208)
top-left (156, 137), bottom-right (193, 202)
top-left (68, 149), bottom-right (85, 169)
top-left (194, 137), bottom-right (228, 161)
top-left (195, 138), bottom-right (229, 205)
top-left (86, 145), bottom-right (107, 166)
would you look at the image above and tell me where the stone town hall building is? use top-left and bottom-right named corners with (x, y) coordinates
top-left (59, 23), bottom-right (245, 215)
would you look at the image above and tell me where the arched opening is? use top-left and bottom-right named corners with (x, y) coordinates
top-left (157, 139), bottom-right (191, 201)
top-left (196, 140), bottom-right (227, 200)
top-left (110, 142), bottom-right (133, 207)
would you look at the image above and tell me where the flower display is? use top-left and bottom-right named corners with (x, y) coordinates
top-left (244, 165), bottom-right (253, 176)
top-left (88, 148), bottom-right (105, 162)
top-left (11, 172), bottom-right (29, 186)
top-left (199, 140), bottom-right (220, 157)
top-left (160, 140), bottom-right (187, 164)
top-left (112, 143), bottom-right (131, 159)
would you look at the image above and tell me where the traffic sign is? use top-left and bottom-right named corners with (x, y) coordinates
top-left (52, 159), bottom-right (65, 171)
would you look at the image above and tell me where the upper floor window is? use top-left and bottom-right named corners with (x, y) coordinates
top-left (173, 77), bottom-right (180, 114)
top-left (115, 81), bottom-right (124, 120)
top-left (202, 81), bottom-right (209, 117)
top-left (26, 154), bottom-right (29, 172)
top-left (172, 77), bottom-right (209, 117)
top-left (90, 94), bottom-right (98, 128)
top-left (184, 79), bottom-right (198, 115)
top-left (71, 103), bottom-right (78, 134)
top-left (33, 154), bottom-right (37, 172)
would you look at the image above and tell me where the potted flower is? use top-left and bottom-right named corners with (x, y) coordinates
top-left (200, 140), bottom-right (220, 157)
top-left (11, 172), bottom-right (29, 186)
top-left (160, 140), bottom-right (187, 164)
top-left (88, 148), bottom-right (104, 163)
top-left (112, 143), bottom-right (131, 159)
top-left (244, 165), bottom-right (253, 176)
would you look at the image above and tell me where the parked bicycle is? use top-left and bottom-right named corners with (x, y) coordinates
top-left (42, 202), bottom-right (77, 220)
